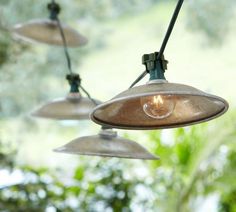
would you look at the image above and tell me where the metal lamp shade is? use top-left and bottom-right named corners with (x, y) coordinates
top-left (12, 19), bottom-right (88, 47)
top-left (32, 93), bottom-right (100, 120)
top-left (54, 129), bottom-right (159, 160)
top-left (91, 80), bottom-right (228, 130)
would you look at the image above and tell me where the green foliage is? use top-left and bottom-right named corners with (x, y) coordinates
top-left (219, 190), bottom-right (236, 212)
top-left (144, 113), bottom-right (236, 212)
top-left (70, 159), bottom-right (139, 211)
top-left (0, 143), bottom-right (145, 211)
top-left (0, 38), bottom-right (9, 66)
top-left (0, 142), bottom-right (16, 169)
top-left (1, 113), bottom-right (236, 211)
top-left (0, 169), bottom-right (74, 212)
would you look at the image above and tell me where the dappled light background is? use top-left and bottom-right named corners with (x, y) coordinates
top-left (0, 0), bottom-right (236, 211)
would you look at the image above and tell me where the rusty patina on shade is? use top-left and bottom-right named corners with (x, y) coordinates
top-left (32, 93), bottom-right (101, 120)
top-left (91, 80), bottom-right (228, 130)
top-left (12, 19), bottom-right (88, 47)
top-left (54, 129), bottom-right (159, 160)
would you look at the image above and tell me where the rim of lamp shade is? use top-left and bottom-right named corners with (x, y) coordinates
top-left (91, 80), bottom-right (229, 130)
top-left (32, 93), bottom-right (101, 120)
top-left (53, 129), bottom-right (159, 160)
top-left (12, 19), bottom-right (88, 47)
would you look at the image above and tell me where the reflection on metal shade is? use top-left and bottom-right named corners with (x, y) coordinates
top-left (54, 129), bottom-right (159, 160)
top-left (32, 93), bottom-right (101, 120)
top-left (12, 19), bottom-right (88, 47)
top-left (91, 80), bottom-right (228, 130)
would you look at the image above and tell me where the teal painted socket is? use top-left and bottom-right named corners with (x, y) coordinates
top-left (70, 83), bottom-right (79, 93)
top-left (149, 60), bottom-right (166, 81)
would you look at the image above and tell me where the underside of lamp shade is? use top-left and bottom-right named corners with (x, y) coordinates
top-left (54, 132), bottom-right (159, 160)
top-left (91, 81), bottom-right (228, 130)
top-left (32, 96), bottom-right (100, 120)
top-left (12, 19), bottom-right (88, 47)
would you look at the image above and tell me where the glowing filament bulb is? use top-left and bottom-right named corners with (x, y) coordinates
top-left (154, 95), bottom-right (163, 104)
top-left (140, 95), bottom-right (175, 119)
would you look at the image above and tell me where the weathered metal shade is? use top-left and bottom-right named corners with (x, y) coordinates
top-left (12, 19), bottom-right (88, 47)
top-left (54, 129), bottom-right (159, 160)
top-left (32, 92), bottom-right (100, 120)
top-left (90, 0), bottom-right (228, 130)
top-left (91, 80), bottom-right (228, 130)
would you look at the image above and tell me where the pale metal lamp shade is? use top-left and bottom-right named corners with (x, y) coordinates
top-left (91, 80), bottom-right (229, 130)
top-left (54, 129), bottom-right (159, 160)
top-left (32, 93), bottom-right (101, 120)
top-left (12, 19), bottom-right (88, 47)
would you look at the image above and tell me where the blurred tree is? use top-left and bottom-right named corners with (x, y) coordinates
top-left (0, 1), bottom-right (236, 211)
top-left (0, 141), bottom-right (146, 211)
top-left (0, 0), bottom-right (235, 116)
top-left (187, 0), bottom-right (236, 45)
top-left (146, 112), bottom-right (236, 212)
top-left (0, 142), bottom-right (15, 169)
top-left (0, 112), bottom-right (236, 211)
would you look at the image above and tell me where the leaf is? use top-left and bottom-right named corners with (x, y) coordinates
top-left (73, 166), bottom-right (85, 181)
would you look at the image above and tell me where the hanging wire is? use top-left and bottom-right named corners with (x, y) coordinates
top-left (80, 85), bottom-right (99, 106)
top-left (55, 17), bottom-right (73, 74)
top-left (52, 3), bottom-right (97, 105)
top-left (129, 0), bottom-right (184, 88)
top-left (158, 0), bottom-right (184, 58)
top-left (129, 70), bottom-right (147, 89)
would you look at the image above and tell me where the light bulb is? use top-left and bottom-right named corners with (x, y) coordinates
top-left (140, 95), bottom-right (175, 119)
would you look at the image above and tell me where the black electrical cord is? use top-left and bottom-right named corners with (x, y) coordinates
top-left (48, 1), bottom-right (72, 74)
top-left (129, 0), bottom-right (184, 88)
top-left (52, 4), bottom-right (97, 105)
top-left (129, 70), bottom-right (147, 89)
top-left (55, 17), bottom-right (73, 74)
top-left (80, 85), bottom-right (98, 105)
top-left (158, 0), bottom-right (184, 58)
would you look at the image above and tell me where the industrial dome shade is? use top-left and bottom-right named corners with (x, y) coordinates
top-left (54, 129), bottom-right (159, 160)
top-left (91, 80), bottom-right (229, 130)
top-left (32, 93), bottom-right (100, 120)
top-left (12, 19), bottom-right (88, 47)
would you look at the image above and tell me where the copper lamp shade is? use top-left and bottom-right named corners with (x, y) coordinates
top-left (91, 80), bottom-right (228, 130)
top-left (32, 93), bottom-right (100, 120)
top-left (90, 0), bottom-right (229, 131)
top-left (54, 129), bottom-right (159, 160)
top-left (12, 19), bottom-right (88, 47)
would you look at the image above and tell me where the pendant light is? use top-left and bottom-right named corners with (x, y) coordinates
top-left (91, 0), bottom-right (228, 130)
top-left (31, 3), bottom-right (99, 120)
top-left (12, 1), bottom-right (87, 47)
top-left (54, 128), bottom-right (159, 160)
top-left (32, 74), bottom-right (101, 120)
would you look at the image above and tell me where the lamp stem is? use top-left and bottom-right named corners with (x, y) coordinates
top-left (129, 0), bottom-right (184, 88)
